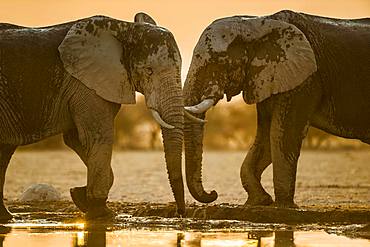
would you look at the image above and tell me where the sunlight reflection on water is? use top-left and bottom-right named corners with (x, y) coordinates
top-left (0, 222), bottom-right (368, 247)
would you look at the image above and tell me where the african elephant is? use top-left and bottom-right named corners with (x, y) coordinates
top-left (0, 12), bottom-right (185, 219)
top-left (183, 10), bottom-right (370, 207)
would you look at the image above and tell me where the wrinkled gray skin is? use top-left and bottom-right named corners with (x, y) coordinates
top-left (0, 13), bottom-right (185, 219)
top-left (184, 10), bottom-right (370, 207)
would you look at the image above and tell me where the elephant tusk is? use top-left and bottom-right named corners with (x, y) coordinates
top-left (184, 111), bottom-right (207, 123)
top-left (150, 110), bottom-right (175, 129)
top-left (184, 99), bottom-right (215, 114)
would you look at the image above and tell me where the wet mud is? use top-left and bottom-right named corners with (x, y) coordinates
top-left (4, 201), bottom-right (370, 240)
top-left (8, 201), bottom-right (370, 224)
top-left (133, 203), bottom-right (370, 224)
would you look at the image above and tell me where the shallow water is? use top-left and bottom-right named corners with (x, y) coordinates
top-left (0, 213), bottom-right (368, 247)
top-left (1, 222), bottom-right (369, 247)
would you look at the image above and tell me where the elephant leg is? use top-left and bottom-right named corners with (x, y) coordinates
top-left (84, 142), bottom-right (115, 219)
top-left (63, 129), bottom-right (88, 212)
top-left (68, 91), bottom-right (120, 219)
top-left (241, 102), bottom-right (273, 206)
top-left (270, 95), bottom-right (315, 208)
top-left (70, 127), bottom-right (115, 219)
top-left (64, 128), bottom-right (88, 164)
top-left (0, 145), bottom-right (16, 221)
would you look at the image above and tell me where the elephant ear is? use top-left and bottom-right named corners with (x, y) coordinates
top-left (134, 12), bottom-right (157, 25)
top-left (243, 18), bottom-right (317, 104)
top-left (58, 17), bottom-right (136, 104)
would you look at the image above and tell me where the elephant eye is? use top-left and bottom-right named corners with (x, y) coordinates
top-left (145, 67), bottom-right (153, 75)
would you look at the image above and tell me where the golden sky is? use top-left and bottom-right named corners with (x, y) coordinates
top-left (1, 0), bottom-right (369, 80)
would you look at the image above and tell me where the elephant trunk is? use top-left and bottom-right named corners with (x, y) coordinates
top-left (184, 117), bottom-right (218, 203)
top-left (162, 127), bottom-right (184, 215)
top-left (183, 75), bottom-right (218, 203)
top-left (158, 73), bottom-right (185, 215)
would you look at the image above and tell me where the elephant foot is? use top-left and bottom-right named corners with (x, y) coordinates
top-left (0, 206), bottom-right (13, 222)
top-left (85, 199), bottom-right (116, 220)
top-left (271, 201), bottom-right (299, 209)
top-left (70, 186), bottom-right (88, 213)
top-left (244, 193), bottom-right (273, 207)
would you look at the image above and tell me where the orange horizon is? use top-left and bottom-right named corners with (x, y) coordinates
top-left (1, 0), bottom-right (369, 80)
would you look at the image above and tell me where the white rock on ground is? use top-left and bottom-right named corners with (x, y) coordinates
top-left (19, 184), bottom-right (62, 202)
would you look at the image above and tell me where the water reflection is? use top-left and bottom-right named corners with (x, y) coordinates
top-left (273, 231), bottom-right (295, 247)
top-left (0, 226), bottom-right (11, 247)
top-left (179, 231), bottom-right (293, 247)
top-left (72, 224), bottom-right (106, 247)
top-left (0, 223), bottom-right (368, 247)
top-left (248, 231), bottom-right (273, 247)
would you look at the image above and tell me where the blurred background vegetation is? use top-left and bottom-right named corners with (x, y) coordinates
top-left (21, 95), bottom-right (368, 151)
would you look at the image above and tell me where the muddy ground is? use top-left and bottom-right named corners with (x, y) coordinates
top-left (6, 150), bottom-right (370, 206)
top-left (3, 201), bottom-right (370, 241)
top-left (3, 150), bottom-right (370, 241)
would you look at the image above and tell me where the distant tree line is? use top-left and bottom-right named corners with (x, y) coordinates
top-left (21, 96), bottom-right (368, 150)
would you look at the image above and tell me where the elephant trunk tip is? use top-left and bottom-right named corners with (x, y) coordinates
top-left (177, 205), bottom-right (185, 216)
top-left (189, 187), bottom-right (218, 204)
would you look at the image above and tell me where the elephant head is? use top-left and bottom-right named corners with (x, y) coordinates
top-left (58, 13), bottom-right (185, 214)
top-left (183, 16), bottom-right (317, 203)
